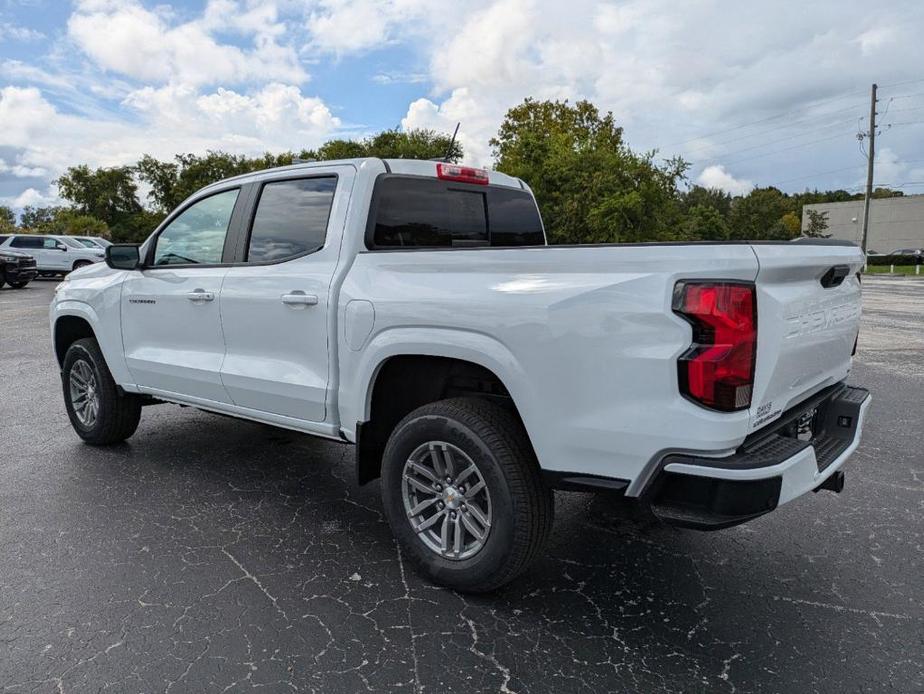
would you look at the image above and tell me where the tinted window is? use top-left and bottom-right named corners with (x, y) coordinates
top-left (247, 177), bottom-right (337, 263)
top-left (373, 178), bottom-right (487, 248)
top-left (488, 187), bottom-right (546, 246)
top-left (75, 238), bottom-right (99, 248)
top-left (153, 189), bottom-right (239, 265)
top-left (11, 236), bottom-right (42, 249)
top-left (371, 177), bottom-right (544, 248)
top-left (60, 237), bottom-right (84, 248)
top-left (0, 235), bottom-right (8, 243)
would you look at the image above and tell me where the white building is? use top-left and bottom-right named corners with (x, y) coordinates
top-left (801, 194), bottom-right (924, 253)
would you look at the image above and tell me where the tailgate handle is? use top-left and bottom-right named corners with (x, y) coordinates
top-left (820, 265), bottom-right (850, 288)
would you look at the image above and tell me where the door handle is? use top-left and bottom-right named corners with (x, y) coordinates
top-left (281, 291), bottom-right (319, 306)
top-left (186, 289), bottom-right (215, 302)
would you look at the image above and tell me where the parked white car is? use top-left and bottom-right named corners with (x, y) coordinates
top-left (71, 236), bottom-right (112, 249)
top-left (50, 158), bottom-right (870, 591)
top-left (1, 234), bottom-right (105, 275)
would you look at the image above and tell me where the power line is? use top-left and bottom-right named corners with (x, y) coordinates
top-left (719, 131), bottom-right (853, 166)
top-left (772, 165), bottom-right (865, 187)
top-left (775, 156), bottom-right (924, 189)
top-left (685, 117), bottom-right (860, 160)
top-left (678, 106), bottom-right (864, 156)
top-left (879, 77), bottom-right (924, 89)
top-left (663, 90), bottom-right (868, 148)
top-left (888, 91), bottom-right (924, 101)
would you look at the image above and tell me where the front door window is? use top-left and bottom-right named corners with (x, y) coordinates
top-left (153, 189), bottom-right (239, 266)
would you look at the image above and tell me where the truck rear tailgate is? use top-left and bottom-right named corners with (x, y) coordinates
top-left (749, 242), bottom-right (864, 431)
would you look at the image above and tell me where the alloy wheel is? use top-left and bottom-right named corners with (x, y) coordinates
top-left (69, 359), bottom-right (99, 428)
top-left (401, 441), bottom-right (493, 560)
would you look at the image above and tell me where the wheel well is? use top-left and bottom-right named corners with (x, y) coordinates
top-left (54, 316), bottom-right (95, 366)
top-left (73, 259), bottom-right (92, 270)
top-left (356, 356), bottom-right (515, 485)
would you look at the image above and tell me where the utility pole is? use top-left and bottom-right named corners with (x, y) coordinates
top-left (860, 83), bottom-right (877, 257)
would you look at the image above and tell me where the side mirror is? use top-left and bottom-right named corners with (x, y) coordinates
top-left (106, 244), bottom-right (141, 270)
top-left (55, 242), bottom-right (67, 251)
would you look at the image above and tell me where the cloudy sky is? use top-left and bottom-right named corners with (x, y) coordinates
top-left (1, 0), bottom-right (923, 211)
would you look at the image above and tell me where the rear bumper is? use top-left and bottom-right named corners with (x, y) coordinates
top-left (645, 384), bottom-right (871, 530)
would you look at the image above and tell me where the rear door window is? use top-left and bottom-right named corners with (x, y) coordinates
top-left (11, 236), bottom-right (42, 249)
top-left (246, 177), bottom-right (337, 263)
top-left (370, 176), bottom-right (544, 248)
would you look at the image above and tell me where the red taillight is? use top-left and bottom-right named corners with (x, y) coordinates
top-left (436, 163), bottom-right (489, 185)
top-left (673, 281), bottom-right (757, 412)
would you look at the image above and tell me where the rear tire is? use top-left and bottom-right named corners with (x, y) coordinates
top-left (381, 397), bottom-right (553, 592)
top-left (62, 338), bottom-right (142, 445)
top-left (9, 281), bottom-right (29, 289)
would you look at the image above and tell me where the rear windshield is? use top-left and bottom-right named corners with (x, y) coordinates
top-left (369, 176), bottom-right (545, 249)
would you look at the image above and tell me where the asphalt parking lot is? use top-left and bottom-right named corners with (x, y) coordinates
top-left (1, 277), bottom-right (921, 693)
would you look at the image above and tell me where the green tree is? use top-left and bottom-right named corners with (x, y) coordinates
top-left (681, 204), bottom-right (730, 240)
top-left (316, 128), bottom-right (462, 162)
top-left (136, 129), bottom-right (461, 216)
top-left (491, 98), bottom-right (688, 244)
top-left (0, 205), bottom-right (16, 233)
top-left (781, 211), bottom-right (802, 236)
top-left (54, 209), bottom-right (110, 238)
top-left (55, 165), bottom-right (142, 232)
top-left (727, 187), bottom-right (795, 240)
top-left (20, 205), bottom-right (60, 231)
top-left (803, 209), bottom-right (830, 238)
top-left (681, 185), bottom-right (732, 218)
top-left (114, 209), bottom-right (165, 243)
top-left (136, 151), bottom-right (265, 213)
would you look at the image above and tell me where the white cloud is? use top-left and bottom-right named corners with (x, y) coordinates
top-left (67, 0), bottom-right (306, 86)
top-left (383, 0), bottom-right (924, 184)
top-left (696, 165), bottom-right (754, 195)
top-left (0, 2), bottom-right (342, 211)
top-left (6, 187), bottom-right (61, 209)
top-left (124, 82), bottom-right (339, 143)
top-left (0, 22), bottom-right (45, 42)
top-left (4, 0), bottom-right (924, 212)
top-left (305, 0), bottom-right (433, 55)
top-left (0, 84), bottom-right (340, 206)
top-left (0, 158), bottom-right (46, 178)
top-left (402, 89), bottom-right (498, 166)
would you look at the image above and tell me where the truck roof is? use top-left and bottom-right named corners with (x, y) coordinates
top-left (199, 157), bottom-right (526, 194)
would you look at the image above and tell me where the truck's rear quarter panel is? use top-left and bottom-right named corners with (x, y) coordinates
top-left (339, 244), bottom-right (763, 488)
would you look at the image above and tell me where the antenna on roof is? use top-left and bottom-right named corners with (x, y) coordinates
top-left (443, 122), bottom-right (460, 162)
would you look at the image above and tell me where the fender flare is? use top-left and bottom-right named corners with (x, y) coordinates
top-left (52, 300), bottom-right (133, 387)
top-left (343, 326), bottom-right (537, 441)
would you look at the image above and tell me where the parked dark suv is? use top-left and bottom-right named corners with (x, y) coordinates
top-left (0, 238), bottom-right (38, 289)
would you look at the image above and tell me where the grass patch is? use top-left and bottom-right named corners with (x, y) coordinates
top-left (863, 264), bottom-right (923, 275)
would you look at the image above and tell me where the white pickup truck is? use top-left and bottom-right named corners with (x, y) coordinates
top-left (51, 158), bottom-right (870, 591)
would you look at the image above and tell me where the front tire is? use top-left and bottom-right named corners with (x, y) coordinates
top-left (381, 397), bottom-right (553, 592)
top-left (62, 338), bottom-right (141, 445)
top-left (72, 260), bottom-right (92, 271)
top-left (9, 280), bottom-right (29, 289)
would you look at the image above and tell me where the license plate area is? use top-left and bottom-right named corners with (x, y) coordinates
top-left (772, 386), bottom-right (868, 472)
